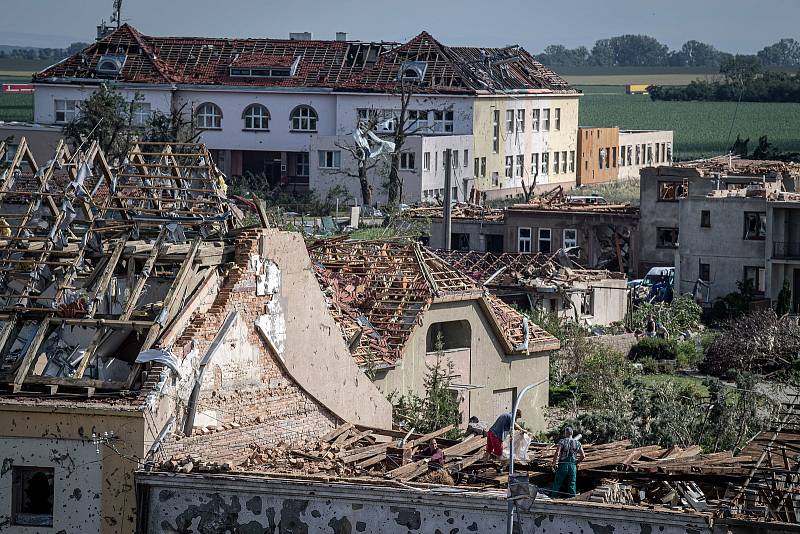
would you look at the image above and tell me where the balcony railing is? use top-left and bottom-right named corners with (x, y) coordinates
top-left (773, 241), bottom-right (800, 259)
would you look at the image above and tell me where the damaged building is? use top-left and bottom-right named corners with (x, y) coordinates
top-left (431, 249), bottom-right (630, 326)
top-left (308, 238), bottom-right (559, 431)
top-left (0, 138), bottom-right (391, 532)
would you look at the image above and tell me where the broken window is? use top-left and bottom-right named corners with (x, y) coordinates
top-left (515, 155), bottom-right (524, 178)
top-left (658, 181), bottom-right (688, 202)
top-left (132, 102), bottom-right (153, 127)
top-left (473, 157), bottom-right (479, 177)
top-left (505, 156), bottom-right (513, 178)
top-left (743, 212), bottom-right (767, 240)
top-left (491, 171), bottom-right (499, 186)
top-left (427, 320), bottom-right (471, 352)
top-left (450, 233), bottom-right (470, 251)
top-left (561, 151), bottom-right (568, 173)
top-left (516, 109), bottom-right (525, 132)
top-left (538, 228), bottom-right (552, 253)
top-left (701, 210), bottom-right (711, 228)
top-left (530, 153), bottom-right (539, 176)
top-left (433, 110), bottom-right (453, 133)
top-left (699, 262), bottom-right (710, 282)
top-left (492, 110), bottom-right (500, 153)
top-left (424, 152), bottom-right (431, 171)
top-left (563, 228), bottom-right (578, 249)
top-left (569, 151), bottom-right (575, 173)
top-left (580, 292), bottom-right (593, 316)
top-left (743, 266), bottom-right (766, 293)
top-left (518, 227), bottom-right (532, 253)
top-left (506, 109), bottom-right (515, 133)
top-left (531, 109), bottom-right (540, 132)
top-left (541, 152), bottom-right (549, 175)
top-left (485, 234), bottom-right (504, 253)
top-left (656, 227), bottom-right (679, 249)
top-left (12, 467), bottom-right (54, 527)
top-left (612, 147), bottom-right (617, 168)
top-left (295, 152), bottom-right (310, 176)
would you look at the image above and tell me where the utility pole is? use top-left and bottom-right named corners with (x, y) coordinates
top-left (443, 149), bottom-right (452, 250)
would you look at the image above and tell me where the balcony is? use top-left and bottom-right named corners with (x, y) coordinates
top-left (773, 241), bottom-right (800, 259)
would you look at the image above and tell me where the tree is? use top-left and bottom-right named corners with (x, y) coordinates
top-left (590, 35), bottom-right (669, 67)
top-left (758, 38), bottom-right (800, 67)
top-left (63, 85), bottom-right (138, 164)
top-left (536, 45), bottom-right (590, 66)
top-left (386, 77), bottom-right (431, 206)
top-left (720, 55), bottom-right (762, 85)
top-left (669, 40), bottom-right (731, 67)
top-left (334, 113), bottom-right (388, 207)
top-left (142, 102), bottom-right (200, 144)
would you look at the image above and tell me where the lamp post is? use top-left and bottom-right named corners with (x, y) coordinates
top-left (506, 377), bottom-right (548, 534)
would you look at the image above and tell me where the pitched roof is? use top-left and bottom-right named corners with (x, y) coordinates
top-left (308, 239), bottom-right (559, 366)
top-left (34, 25), bottom-right (574, 94)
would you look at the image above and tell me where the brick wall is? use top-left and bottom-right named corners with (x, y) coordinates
top-left (162, 230), bottom-right (338, 461)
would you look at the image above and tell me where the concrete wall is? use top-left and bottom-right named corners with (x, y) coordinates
top-left (137, 472), bottom-right (715, 534)
top-left (678, 195), bottom-right (766, 302)
top-left (373, 299), bottom-right (550, 432)
top-left (426, 219), bottom-right (505, 251)
top-left (0, 402), bottom-right (148, 534)
top-left (618, 130), bottom-right (673, 181)
top-left (588, 279), bottom-right (630, 325)
top-left (577, 127), bottom-right (619, 185)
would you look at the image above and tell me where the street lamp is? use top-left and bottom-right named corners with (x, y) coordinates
top-left (506, 377), bottom-right (548, 534)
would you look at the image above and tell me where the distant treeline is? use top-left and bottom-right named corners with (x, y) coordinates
top-left (536, 36), bottom-right (800, 69)
top-left (0, 42), bottom-right (89, 62)
top-left (649, 57), bottom-right (800, 103)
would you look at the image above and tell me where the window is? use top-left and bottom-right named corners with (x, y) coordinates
top-left (635, 144), bottom-right (641, 165)
top-left (701, 210), bottom-right (711, 228)
top-left (400, 152), bottom-right (416, 170)
top-left (561, 151), bottom-right (567, 173)
top-left (569, 151), bottom-right (575, 172)
top-left (474, 157), bottom-right (479, 176)
top-left (743, 212), bottom-right (767, 240)
top-left (506, 109), bottom-right (515, 133)
top-left (132, 102), bottom-right (152, 127)
top-left (699, 262), bottom-right (710, 282)
top-left (743, 266), bottom-right (766, 293)
top-left (542, 108), bottom-right (550, 131)
top-left (656, 227), bottom-right (679, 249)
top-left (453, 150), bottom-right (459, 168)
top-left (296, 152), bottom-right (309, 177)
top-left (516, 155), bottom-right (524, 177)
top-left (12, 467), bottom-right (54, 526)
top-left (531, 153), bottom-right (539, 176)
top-left (433, 110), bottom-right (454, 133)
top-left (531, 109), bottom-right (540, 131)
top-left (553, 152), bottom-right (560, 174)
top-left (611, 147), bottom-right (618, 167)
top-left (54, 99), bottom-right (78, 124)
top-left (318, 150), bottom-right (341, 169)
top-left (658, 181), bottom-right (688, 202)
top-left (554, 108), bottom-right (561, 130)
top-left (196, 102), bottom-right (222, 129)
top-left (516, 109), bottom-right (525, 132)
top-left (480, 157), bottom-right (487, 177)
top-left (491, 171), bottom-right (499, 186)
top-left (463, 149), bottom-right (469, 167)
top-left (538, 228), bottom-right (552, 253)
top-left (409, 110), bottom-right (429, 131)
top-left (541, 152), bottom-right (549, 174)
top-left (518, 227), bottom-right (532, 253)
top-left (426, 320), bottom-right (471, 351)
top-left (505, 156), bottom-right (513, 178)
top-left (290, 105), bottom-right (318, 131)
top-left (492, 110), bottom-right (500, 152)
top-left (563, 228), bottom-right (577, 249)
top-left (647, 145), bottom-right (653, 165)
top-left (424, 152), bottom-right (431, 171)
top-left (620, 145), bottom-right (626, 166)
top-left (451, 186), bottom-right (458, 200)
top-left (243, 104), bottom-right (270, 130)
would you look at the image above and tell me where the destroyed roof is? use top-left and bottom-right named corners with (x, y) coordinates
top-left (0, 137), bottom-right (239, 397)
top-left (34, 25), bottom-right (574, 94)
top-left (431, 250), bottom-right (626, 290)
top-left (404, 203), bottom-right (504, 221)
top-left (308, 238), bottom-right (558, 366)
top-left (672, 155), bottom-right (800, 176)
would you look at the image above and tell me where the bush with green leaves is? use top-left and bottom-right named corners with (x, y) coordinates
top-left (629, 337), bottom-right (678, 361)
top-left (676, 339), bottom-right (703, 369)
top-left (631, 294), bottom-right (702, 337)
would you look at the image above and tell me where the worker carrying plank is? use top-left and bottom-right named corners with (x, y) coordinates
top-left (483, 409), bottom-right (524, 462)
top-left (551, 426), bottom-right (586, 498)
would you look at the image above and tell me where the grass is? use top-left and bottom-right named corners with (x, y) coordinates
top-left (0, 92), bottom-right (33, 122)
top-left (574, 179), bottom-right (640, 205)
top-left (639, 373), bottom-right (710, 397)
top-left (579, 92), bottom-right (800, 160)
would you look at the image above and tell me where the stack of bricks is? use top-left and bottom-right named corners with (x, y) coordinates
top-left (161, 229), bottom-right (338, 463)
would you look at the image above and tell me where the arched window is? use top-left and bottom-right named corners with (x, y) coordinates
top-left (196, 102), bottom-right (222, 129)
top-left (290, 105), bottom-right (318, 132)
top-left (242, 104), bottom-right (270, 130)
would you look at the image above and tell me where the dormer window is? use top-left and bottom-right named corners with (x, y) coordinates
top-left (229, 56), bottom-right (299, 78)
top-left (95, 54), bottom-right (127, 77)
top-left (398, 61), bottom-right (427, 83)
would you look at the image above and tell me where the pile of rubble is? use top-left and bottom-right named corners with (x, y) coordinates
top-left (404, 203), bottom-right (504, 221)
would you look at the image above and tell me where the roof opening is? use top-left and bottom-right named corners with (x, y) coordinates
top-left (399, 61), bottom-right (427, 83)
top-left (95, 54), bottom-right (127, 77)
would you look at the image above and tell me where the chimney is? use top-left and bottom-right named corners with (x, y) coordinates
top-left (289, 32), bottom-right (313, 41)
top-left (336, 32), bottom-right (348, 42)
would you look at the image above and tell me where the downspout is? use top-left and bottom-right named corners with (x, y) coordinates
top-left (183, 310), bottom-right (239, 436)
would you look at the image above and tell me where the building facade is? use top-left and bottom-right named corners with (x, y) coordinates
top-left (618, 129), bottom-right (674, 181)
top-left (32, 25), bottom-right (579, 206)
top-left (577, 126), bottom-right (620, 185)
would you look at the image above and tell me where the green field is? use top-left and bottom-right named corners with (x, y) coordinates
top-left (0, 93), bottom-right (33, 122)
top-left (578, 90), bottom-right (800, 160)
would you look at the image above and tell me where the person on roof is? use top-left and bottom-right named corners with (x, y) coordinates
top-left (419, 439), bottom-right (445, 467)
top-left (551, 426), bottom-right (585, 498)
top-left (483, 409), bottom-right (524, 462)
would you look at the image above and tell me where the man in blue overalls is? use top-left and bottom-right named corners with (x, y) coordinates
top-left (551, 426), bottom-right (585, 498)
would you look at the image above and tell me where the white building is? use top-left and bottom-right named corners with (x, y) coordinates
top-left (32, 25), bottom-right (579, 206)
top-left (618, 130), bottom-right (674, 181)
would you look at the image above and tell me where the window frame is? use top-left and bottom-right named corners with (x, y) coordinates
top-left (54, 99), bottom-right (79, 124)
top-left (480, 157), bottom-right (487, 178)
top-left (131, 101), bottom-right (152, 127)
top-left (515, 154), bottom-right (524, 178)
top-left (701, 210), bottom-right (711, 228)
top-left (399, 151), bottom-right (416, 171)
top-left (531, 109), bottom-right (540, 132)
top-left (242, 103), bottom-right (270, 131)
top-left (295, 152), bottom-right (310, 177)
top-left (743, 211), bottom-right (767, 240)
top-left (743, 265), bottom-right (766, 294)
top-left (699, 262), bottom-right (711, 282)
top-left (656, 227), bottom-right (679, 249)
top-left (563, 228), bottom-right (578, 249)
top-left (12, 466), bottom-right (54, 527)
top-left (424, 151), bottom-right (431, 171)
top-left (492, 110), bottom-right (500, 153)
top-left (290, 105), bottom-right (318, 132)
top-left (553, 152), bottom-right (560, 175)
top-left (541, 152), bottom-right (549, 175)
top-left (505, 156), bottom-right (513, 178)
top-left (506, 109), bottom-right (515, 133)
top-left (196, 102), bottom-right (222, 130)
top-left (318, 150), bottom-right (341, 170)
top-left (518, 227), bottom-right (532, 254)
top-left (516, 109), bottom-right (525, 132)
top-left (542, 108), bottom-right (551, 131)
top-left (531, 153), bottom-right (539, 176)
top-left (658, 181), bottom-right (688, 202)
top-left (554, 108), bottom-right (561, 130)
top-left (569, 150), bottom-right (576, 173)
top-left (433, 110), bottom-right (454, 133)
top-left (538, 227), bottom-right (552, 254)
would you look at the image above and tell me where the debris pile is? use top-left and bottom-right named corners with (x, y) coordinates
top-left (404, 203), bottom-right (504, 221)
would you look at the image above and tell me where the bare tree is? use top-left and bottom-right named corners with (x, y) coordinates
top-left (521, 170), bottom-right (539, 203)
top-left (333, 114), bottom-right (383, 207)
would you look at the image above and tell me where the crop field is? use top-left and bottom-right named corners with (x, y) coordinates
top-left (578, 90), bottom-right (800, 160)
top-left (0, 93), bottom-right (33, 122)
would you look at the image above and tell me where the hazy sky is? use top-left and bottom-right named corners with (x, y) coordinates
top-left (2, 0), bottom-right (797, 53)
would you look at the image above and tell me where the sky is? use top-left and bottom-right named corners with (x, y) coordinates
top-left (2, 0), bottom-right (798, 54)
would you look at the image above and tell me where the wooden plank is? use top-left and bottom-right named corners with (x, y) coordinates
top-left (11, 321), bottom-right (51, 391)
top-left (357, 452), bottom-right (388, 469)
top-left (320, 423), bottom-right (354, 443)
top-left (407, 425), bottom-right (454, 448)
top-left (120, 228), bottom-right (166, 320)
top-left (340, 430), bottom-right (373, 449)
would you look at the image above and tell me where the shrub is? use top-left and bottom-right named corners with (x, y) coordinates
top-left (629, 337), bottom-right (678, 361)
top-left (640, 356), bottom-right (660, 375)
top-left (676, 339), bottom-right (703, 369)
